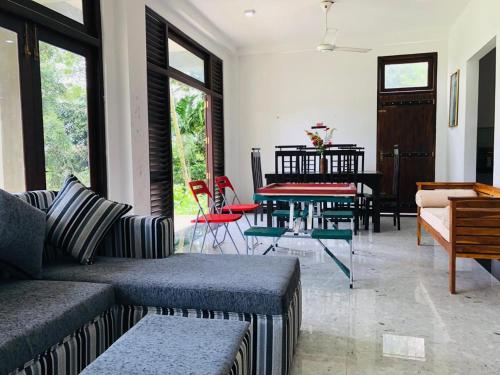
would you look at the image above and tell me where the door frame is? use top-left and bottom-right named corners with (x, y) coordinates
top-left (376, 52), bottom-right (438, 211)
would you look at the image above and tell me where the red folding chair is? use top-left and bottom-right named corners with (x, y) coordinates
top-left (189, 180), bottom-right (242, 254)
top-left (215, 176), bottom-right (260, 229)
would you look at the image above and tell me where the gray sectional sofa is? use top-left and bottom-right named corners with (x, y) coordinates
top-left (2, 190), bottom-right (302, 375)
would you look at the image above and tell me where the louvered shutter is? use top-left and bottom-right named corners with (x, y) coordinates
top-left (210, 57), bottom-right (224, 206)
top-left (146, 8), bottom-right (173, 217)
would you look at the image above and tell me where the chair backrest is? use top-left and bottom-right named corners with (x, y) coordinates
top-left (275, 150), bottom-right (302, 174)
top-left (251, 148), bottom-right (263, 192)
top-left (392, 145), bottom-right (401, 200)
top-left (189, 180), bottom-right (212, 203)
top-left (215, 175), bottom-right (235, 192)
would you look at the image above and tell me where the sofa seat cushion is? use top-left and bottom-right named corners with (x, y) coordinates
top-left (416, 189), bottom-right (477, 208)
top-left (42, 253), bottom-right (300, 316)
top-left (0, 280), bottom-right (115, 374)
top-left (420, 207), bottom-right (450, 242)
top-left (80, 314), bottom-right (249, 375)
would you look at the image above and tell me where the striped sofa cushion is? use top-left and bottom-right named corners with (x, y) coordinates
top-left (98, 215), bottom-right (174, 259)
top-left (14, 190), bottom-right (57, 211)
top-left (46, 175), bottom-right (131, 264)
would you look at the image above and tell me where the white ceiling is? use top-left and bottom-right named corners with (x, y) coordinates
top-left (188, 0), bottom-right (470, 53)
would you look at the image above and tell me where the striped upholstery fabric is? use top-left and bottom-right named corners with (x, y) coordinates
top-left (14, 191), bottom-right (57, 211)
top-left (45, 176), bottom-right (131, 264)
top-left (18, 190), bottom-right (174, 262)
top-left (12, 304), bottom-right (254, 375)
top-left (113, 283), bottom-right (302, 375)
top-left (11, 308), bottom-right (116, 375)
top-left (98, 215), bottom-right (174, 259)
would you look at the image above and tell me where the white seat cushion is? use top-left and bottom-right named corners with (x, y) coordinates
top-left (420, 207), bottom-right (450, 242)
top-left (415, 189), bottom-right (477, 208)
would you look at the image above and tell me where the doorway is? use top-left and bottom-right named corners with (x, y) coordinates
top-left (476, 48), bottom-right (496, 184)
top-left (170, 78), bottom-right (208, 233)
top-left (377, 53), bottom-right (437, 212)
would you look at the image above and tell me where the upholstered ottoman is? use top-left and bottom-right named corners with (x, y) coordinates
top-left (80, 314), bottom-right (251, 375)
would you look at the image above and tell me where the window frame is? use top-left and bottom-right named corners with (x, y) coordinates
top-left (0, 0), bottom-right (107, 195)
top-left (378, 53), bottom-right (437, 93)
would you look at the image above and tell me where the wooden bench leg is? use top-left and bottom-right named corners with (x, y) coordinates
top-left (417, 219), bottom-right (422, 246)
top-left (449, 254), bottom-right (456, 294)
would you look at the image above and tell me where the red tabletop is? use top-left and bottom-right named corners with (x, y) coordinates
top-left (257, 183), bottom-right (357, 196)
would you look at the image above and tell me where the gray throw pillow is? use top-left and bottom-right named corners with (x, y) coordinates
top-left (0, 189), bottom-right (46, 279)
top-left (46, 175), bottom-right (132, 264)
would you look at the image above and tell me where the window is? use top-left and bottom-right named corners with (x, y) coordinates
top-left (0, 1), bottom-right (106, 194)
top-left (378, 53), bottom-right (436, 92)
top-left (40, 42), bottom-right (90, 190)
top-left (32, 0), bottom-right (83, 23)
top-left (168, 38), bottom-right (205, 82)
top-left (384, 62), bottom-right (429, 89)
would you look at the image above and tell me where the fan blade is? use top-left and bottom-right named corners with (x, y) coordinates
top-left (334, 46), bottom-right (372, 53)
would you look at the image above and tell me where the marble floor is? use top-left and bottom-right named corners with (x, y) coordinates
top-left (176, 217), bottom-right (500, 374)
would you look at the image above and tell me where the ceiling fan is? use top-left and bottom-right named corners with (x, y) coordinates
top-left (317, 0), bottom-right (371, 53)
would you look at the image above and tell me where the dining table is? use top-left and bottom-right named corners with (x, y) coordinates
top-left (264, 171), bottom-right (383, 232)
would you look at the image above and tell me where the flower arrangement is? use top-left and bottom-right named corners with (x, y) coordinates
top-left (305, 123), bottom-right (336, 156)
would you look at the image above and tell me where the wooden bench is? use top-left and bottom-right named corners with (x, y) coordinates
top-left (416, 182), bottom-right (500, 294)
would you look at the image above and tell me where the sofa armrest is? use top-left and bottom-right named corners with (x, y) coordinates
top-left (416, 182), bottom-right (475, 191)
top-left (98, 215), bottom-right (174, 259)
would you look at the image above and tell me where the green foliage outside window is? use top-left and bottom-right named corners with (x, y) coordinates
top-left (40, 42), bottom-right (90, 190)
top-left (170, 79), bottom-right (207, 215)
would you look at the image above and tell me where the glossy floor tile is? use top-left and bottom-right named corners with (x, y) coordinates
top-left (176, 217), bottom-right (500, 374)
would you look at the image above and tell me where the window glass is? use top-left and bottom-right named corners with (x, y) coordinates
top-left (169, 38), bottom-right (205, 82)
top-left (32, 0), bottom-right (84, 23)
top-left (0, 27), bottom-right (26, 192)
top-left (40, 41), bottom-right (90, 190)
top-left (385, 62), bottom-right (429, 89)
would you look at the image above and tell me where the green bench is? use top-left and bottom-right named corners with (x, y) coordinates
top-left (244, 226), bottom-right (288, 255)
top-left (311, 228), bottom-right (354, 288)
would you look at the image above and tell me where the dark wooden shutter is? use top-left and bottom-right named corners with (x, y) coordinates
top-left (210, 57), bottom-right (224, 205)
top-left (146, 8), bottom-right (172, 217)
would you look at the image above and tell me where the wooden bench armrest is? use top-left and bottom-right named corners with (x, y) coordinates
top-left (416, 182), bottom-right (475, 191)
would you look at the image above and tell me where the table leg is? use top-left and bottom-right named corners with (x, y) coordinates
top-left (289, 201), bottom-right (295, 230)
top-left (373, 195), bottom-right (380, 233)
top-left (266, 200), bottom-right (273, 227)
top-left (307, 202), bottom-right (313, 230)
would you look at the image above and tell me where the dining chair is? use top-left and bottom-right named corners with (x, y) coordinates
top-left (251, 148), bottom-right (265, 224)
top-left (363, 144), bottom-right (401, 230)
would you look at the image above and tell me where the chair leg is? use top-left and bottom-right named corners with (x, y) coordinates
top-left (397, 211), bottom-right (401, 231)
top-left (207, 224), bottom-right (224, 254)
top-left (224, 223), bottom-right (240, 254)
top-left (189, 220), bottom-right (199, 253)
top-left (200, 225), bottom-right (209, 253)
top-left (254, 211), bottom-right (258, 226)
top-left (349, 239), bottom-right (354, 289)
top-left (364, 199), bottom-right (370, 231)
top-left (449, 253), bottom-right (456, 294)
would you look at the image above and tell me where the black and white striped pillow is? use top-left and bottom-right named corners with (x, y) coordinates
top-left (46, 175), bottom-right (132, 264)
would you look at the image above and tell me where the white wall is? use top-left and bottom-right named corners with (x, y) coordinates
top-left (100, 0), bottom-right (239, 213)
top-left (447, 0), bottom-right (500, 185)
top-left (234, 40), bottom-right (449, 201)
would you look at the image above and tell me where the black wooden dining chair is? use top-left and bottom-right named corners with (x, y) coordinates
top-left (251, 148), bottom-right (265, 225)
top-left (364, 144), bottom-right (401, 230)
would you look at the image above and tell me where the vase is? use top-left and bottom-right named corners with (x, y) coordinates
top-left (319, 156), bottom-right (328, 174)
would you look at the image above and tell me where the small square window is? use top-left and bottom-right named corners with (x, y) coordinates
top-left (384, 62), bottom-right (429, 89)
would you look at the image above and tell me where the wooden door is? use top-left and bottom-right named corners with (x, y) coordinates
top-left (377, 53), bottom-right (437, 212)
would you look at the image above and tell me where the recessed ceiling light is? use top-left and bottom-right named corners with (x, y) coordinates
top-left (5, 40), bottom-right (14, 44)
top-left (244, 9), bottom-right (256, 17)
